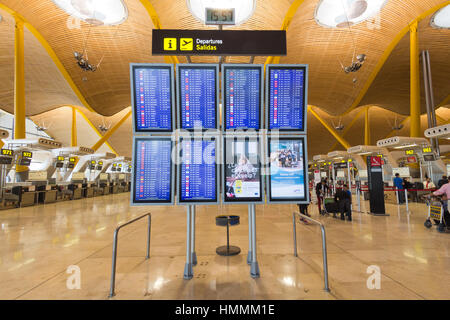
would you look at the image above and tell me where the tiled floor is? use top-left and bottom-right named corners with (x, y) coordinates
top-left (0, 193), bottom-right (448, 300)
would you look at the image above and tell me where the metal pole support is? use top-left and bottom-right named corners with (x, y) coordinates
top-left (184, 206), bottom-right (193, 280)
top-left (249, 204), bottom-right (260, 278)
top-left (191, 205), bottom-right (197, 266)
top-left (247, 204), bottom-right (252, 265)
top-left (356, 185), bottom-right (361, 212)
top-left (293, 212), bottom-right (298, 257)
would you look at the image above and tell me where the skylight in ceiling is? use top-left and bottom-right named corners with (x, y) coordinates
top-left (52, 0), bottom-right (128, 26)
top-left (315, 0), bottom-right (388, 28)
top-left (431, 5), bottom-right (450, 29)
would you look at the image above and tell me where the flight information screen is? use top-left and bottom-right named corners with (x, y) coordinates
top-left (133, 137), bottom-right (173, 204)
top-left (224, 136), bottom-right (262, 202)
top-left (223, 66), bottom-right (262, 130)
top-left (268, 66), bottom-right (306, 131)
top-left (268, 137), bottom-right (308, 202)
top-left (178, 65), bottom-right (217, 130)
top-left (179, 138), bottom-right (217, 203)
top-left (132, 65), bottom-right (173, 132)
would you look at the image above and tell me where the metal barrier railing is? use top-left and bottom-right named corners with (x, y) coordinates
top-left (108, 212), bottom-right (152, 298)
top-left (292, 212), bottom-right (330, 292)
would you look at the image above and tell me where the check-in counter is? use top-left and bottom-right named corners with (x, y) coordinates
top-left (4, 184), bottom-right (36, 207)
top-left (83, 183), bottom-right (94, 198)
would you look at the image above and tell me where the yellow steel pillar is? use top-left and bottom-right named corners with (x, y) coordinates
top-left (409, 21), bottom-right (421, 137)
top-left (14, 15), bottom-right (27, 173)
top-left (364, 106), bottom-right (371, 145)
top-left (71, 107), bottom-right (77, 147)
top-left (91, 110), bottom-right (131, 152)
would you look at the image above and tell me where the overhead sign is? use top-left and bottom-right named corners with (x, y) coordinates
top-left (22, 151), bottom-right (32, 158)
top-left (152, 29), bottom-right (287, 56)
top-left (57, 156), bottom-right (65, 161)
top-left (333, 162), bottom-right (348, 169)
top-left (422, 147), bottom-right (432, 154)
top-left (69, 157), bottom-right (76, 163)
top-left (405, 149), bottom-right (414, 155)
top-left (1, 149), bottom-right (13, 156)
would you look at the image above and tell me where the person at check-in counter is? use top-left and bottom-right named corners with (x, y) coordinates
top-left (438, 175), bottom-right (449, 188)
top-left (423, 177), bottom-right (436, 190)
top-left (334, 184), bottom-right (352, 221)
top-left (394, 173), bottom-right (405, 204)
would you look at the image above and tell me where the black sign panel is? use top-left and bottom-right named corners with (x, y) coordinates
top-left (333, 162), bottom-right (348, 169)
top-left (0, 156), bottom-right (13, 165)
top-left (152, 29), bottom-right (286, 56)
top-left (20, 158), bottom-right (31, 166)
top-left (367, 156), bottom-right (385, 215)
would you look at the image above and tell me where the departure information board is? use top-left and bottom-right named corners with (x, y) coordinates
top-left (223, 136), bottom-right (263, 203)
top-left (177, 64), bottom-right (218, 130)
top-left (132, 137), bottom-right (174, 204)
top-left (131, 64), bottom-right (174, 132)
top-left (223, 65), bottom-right (262, 130)
top-left (267, 65), bottom-right (307, 132)
top-left (267, 136), bottom-right (309, 203)
top-left (178, 138), bottom-right (218, 203)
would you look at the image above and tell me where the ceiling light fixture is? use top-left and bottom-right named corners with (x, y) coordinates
top-left (394, 144), bottom-right (417, 149)
top-left (315, 0), bottom-right (388, 28)
top-left (52, 0), bottom-right (128, 26)
top-left (187, 0), bottom-right (256, 26)
top-left (431, 4), bottom-right (450, 29)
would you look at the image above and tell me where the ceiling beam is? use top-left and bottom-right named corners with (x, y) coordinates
top-left (328, 107), bottom-right (365, 152)
top-left (91, 110), bottom-right (131, 152)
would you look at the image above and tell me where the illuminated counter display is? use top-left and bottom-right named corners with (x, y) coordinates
top-left (178, 137), bottom-right (218, 204)
top-left (266, 64), bottom-right (307, 133)
top-left (132, 137), bottom-right (174, 205)
top-left (222, 64), bottom-right (263, 130)
top-left (177, 64), bottom-right (218, 130)
top-left (131, 64), bottom-right (174, 132)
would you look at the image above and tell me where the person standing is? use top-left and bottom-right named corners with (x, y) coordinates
top-left (438, 175), bottom-right (449, 188)
top-left (423, 177), bottom-right (436, 190)
top-left (393, 173), bottom-right (404, 204)
top-left (334, 184), bottom-right (352, 221)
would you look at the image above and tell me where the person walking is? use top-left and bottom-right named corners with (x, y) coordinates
top-left (393, 173), bottom-right (404, 204)
top-left (334, 184), bottom-right (352, 221)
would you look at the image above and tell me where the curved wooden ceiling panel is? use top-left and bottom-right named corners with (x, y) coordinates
top-left (283, 0), bottom-right (446, 115)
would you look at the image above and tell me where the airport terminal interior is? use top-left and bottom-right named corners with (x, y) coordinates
top-left (0, 0), bottom-right (449, 301)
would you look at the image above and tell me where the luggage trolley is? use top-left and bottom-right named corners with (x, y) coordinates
top-left (424, 195), bottom-right (448, 233)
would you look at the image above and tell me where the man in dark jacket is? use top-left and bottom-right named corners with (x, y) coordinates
top-left (334, 184), bottom-right (352, 221)
top-left (438, 176), bottom-right (449, 188)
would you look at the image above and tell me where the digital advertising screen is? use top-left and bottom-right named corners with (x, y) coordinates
top-left (266, 64), bottom-right (307, 133)
top-left (222, 64), bottom-right (263, 130)
top-left (223, 136), bottom-right (263, 203)
top-left (178, 137), bottom-right (218, 204)
top-left (267, 136), bottom-right (309, 203)
top-left (131, 64), bottom-right (174, 132)
top-left (177, 64), bottom-right (218, 130)
top-left (132, 137), bottom-right (174, 205)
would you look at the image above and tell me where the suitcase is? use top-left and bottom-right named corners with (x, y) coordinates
top-left (325, 200), bottom-right (339, 213)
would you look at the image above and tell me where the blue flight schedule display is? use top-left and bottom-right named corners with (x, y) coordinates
top-left (133, 66), bottom-right (173, 132)
top-left (224, 66), bottom-right (261, 130)
top-left (179, 66), bottom-right (217, 129)
top-left (179, 139), bottom-right (217, 202)
top-left (133, 138), bottom-right (172, 203)
top-left (268, 67), bottom-right (306, 131)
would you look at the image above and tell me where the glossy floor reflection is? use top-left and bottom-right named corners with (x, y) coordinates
top-left (0, 193), bottom-right (448, 300)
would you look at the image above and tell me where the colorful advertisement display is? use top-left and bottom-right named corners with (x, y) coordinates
top-left (223, 136), bottom-right (263, 203)
top-left (268, 137), bottom-right (308, 203)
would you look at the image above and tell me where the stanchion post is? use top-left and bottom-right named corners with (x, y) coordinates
top-left (293, 212), bottom-right (298, 257)
top-left (396, 188), bottom-right (399, 205)
top-left (405, 189), bottom-right (409, 212)
top-left (356, 185), bottom-right (361, 212)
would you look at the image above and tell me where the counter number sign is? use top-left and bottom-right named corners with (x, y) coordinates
top-left (22, 151), bottom-right (32, 158)
top-left (405, 149), bottom-right (414, 155)
top-left (422, 147), bottom-right (432, 154)
top-left (1, 149), bottom-right (13, 156)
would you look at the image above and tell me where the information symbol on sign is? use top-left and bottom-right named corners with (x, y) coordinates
top-left (163, 38), bottom-right (177, 51)
top-left (180, 38), bottom-right (193, 51)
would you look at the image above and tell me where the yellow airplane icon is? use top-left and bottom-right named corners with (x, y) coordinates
top-left (180, 38), bottom-right (193, 51)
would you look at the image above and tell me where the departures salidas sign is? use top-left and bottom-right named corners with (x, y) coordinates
top-left (152, 29), bottom-right (286, 56)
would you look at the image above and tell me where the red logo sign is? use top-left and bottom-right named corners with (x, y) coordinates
top-left (370, 156), bottom-right (382, 167)
top-left (407, 156), bottom-right (416, 163)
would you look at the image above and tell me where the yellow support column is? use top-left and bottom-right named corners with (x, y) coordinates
top-left (14, 15), bottom-right (27, 173)
top-left (91, 111), bottom-right (131, 152)
top-left (71, 107), bottom-right (77, 147)
top-left (364, 106), bottom-right (371, 145)
top-left (409, 21), bottom-right (421, 137)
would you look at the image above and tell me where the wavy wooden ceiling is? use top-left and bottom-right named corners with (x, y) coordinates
top-left (0, 0), bottom-right (448, 158)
